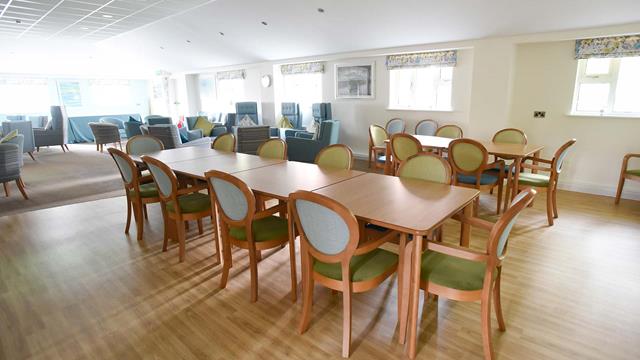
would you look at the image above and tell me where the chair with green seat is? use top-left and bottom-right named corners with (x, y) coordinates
top-left (514, 139), bottom-right (576, 226)
top-left (257, 138), bottom-right (287, 160)
top-left (390, 133), bottom-right (422, 175)
top-left (487, 128), bottom-right (528, 194)
top-left (315, 144), bottom-right (353, 170)
top-left (404, 188), bottom-right (536, 360)
top-left (290, 190), bottom-right (399, 358)
top-left (435, 124), bottom-right (463, 139)
top-left (368, 125), bottom-right (388, 170)
top-left (211, 132), bottom-right (235, 152)
top-left (141, 156), bottom-right (217, 263)
top-left (449, 139), bottom-right (505, 214)
top-left (108, 148), bottom-right (161, 241)
top-left (206, 170), bottom-right (293, 303)
top-left (615, 153), bottom-right (640, 204)
top-left (125, 135), bottom-right (164, 155)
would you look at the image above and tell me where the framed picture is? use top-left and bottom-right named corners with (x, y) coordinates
top-left (335, 62), bottom-right (375, 99)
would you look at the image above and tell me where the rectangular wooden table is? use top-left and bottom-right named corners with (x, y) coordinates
top-left (130, 145), bottom-right (228, 164)
top-left (169, 153), bottom-right (286, 179)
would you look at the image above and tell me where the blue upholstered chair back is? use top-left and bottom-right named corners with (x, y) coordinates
top-left (295, 199), bottom-right (351, 255)
top-left (312, 103), bottom-right (331, 122)
top-left (7, 115), bottom-right (25, 121)
top-left (127, 135), bottom-right (164, 155)
top-left (386, 118), bottom-right (405, 135)
top-left (415, 119), bottom-right (438, 136)
top-left (2, 121), bottom-right (35, 153)
top-left (235, 102), bottom-right (259, 125)
top-left (210, 178), bottom-right (250, 222)
top-left (111, 151), bottom-right (135, 185)
top-left (147, 117), bottom-right (172, 126)
top-left (318, 120), bottom-right (340, 147)
top-left (281, 103), bottom-right (302, 129)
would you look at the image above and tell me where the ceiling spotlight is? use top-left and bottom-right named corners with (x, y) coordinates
top-left (317, 8), bottom-right (325, 13)
top-left (219, 32), bottom-right (224, 36)
top-left (15, 19), bottom-right (21, 24)
top-left (186, 39), bottom-right (191, 43)
top-left (261, 21), bottom-right (268, 26)
top-left (159, 46), bottom-right (165, 50)
top-left (102, 14), bottom-right (113, 18)
top-left (82, 27), bottom-right (89, 30)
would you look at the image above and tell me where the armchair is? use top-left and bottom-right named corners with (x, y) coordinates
top-left (234, 126), bottom-right (270, 154)
top-left (235, 102), bottom-right (259, 124)
top-left (616, 153), bottom-right (640, 204)
top-left (124, 119), bottom-right (144, 138)
top-left (1, 134), bottom-right (28, 199)
top-left (100, 117), bottom-right (127, 139)
top-left (286, 120), bottom-right (340, 163)
top-left (146, 117), bottom-right (172, 126)
top-left (89, 122), bottom-right (121, 152)
top-left (147, 124), bottom-right (211, 150)
top-left (281, 102), bottom-right (302, 129)
top-left (34, 105), bottom-right (69, 152)
top-left (185, 116), bottom-right (227, 137)
top-left (2, 121), bottom-right (35, 160)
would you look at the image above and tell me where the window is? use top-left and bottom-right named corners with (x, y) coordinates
top-left (58, 81), bottom-right (82, 107)
top-left (199, 75), bottom-right (216, 113)
top-left (88, 80), bottom-right (131, 107)
top-left (572, 57), bottom-right (640, 116)
top-left (216, 78), bottom-right (244, 113)
top-left (388, 66), bottom-right (453, 111)
top-left (0, 78), bottom-right (50, 114)
top-left (282, 72), bottom-right (323, 124)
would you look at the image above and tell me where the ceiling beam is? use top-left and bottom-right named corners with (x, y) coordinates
top-left (0, 0), bottom-right (15, 19)
top-left (17, 0), bottom-right (66, 39)
top-left (47, 0), bottom-right (117, 39)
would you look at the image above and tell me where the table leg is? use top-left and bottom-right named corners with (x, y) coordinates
top-left (397, 233), bottom-right (411, 344)
top-left (384, 141), bottom-right (392, 175)
top-left (532, 150), bottom-right (541, 174)
top-left (510, 156), bottom-right (523, 204)
top-left (287, 203), bottom-right (297, 303)
top-left (406, 234), bottom-right (423, 359)
top-left (460, 202), bottom-right (473, 247)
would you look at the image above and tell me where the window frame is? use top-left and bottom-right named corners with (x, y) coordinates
top-left (387, 65), bottom-right (454, 112)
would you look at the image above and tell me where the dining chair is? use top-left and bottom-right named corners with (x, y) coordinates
top-left (141, 156), bottom-right (217, 262)
top-left (615, 153), bottom-right (640, 204)
top-left (488, 128), bottom-right (528, 194)
top-left (368, 125), bottom-right (388, 169)
top-left (126, 135), bottom-right (164, 155)
top-left (385, 118), bottom-right (406, 135)
top-left (514, 139), bottom-right (576, 226)
top-left (315, 144), bottom-right (354, 170)
top-left (449, 139), bottom-right (505, 214)
top-left (390, 133), bottom-right (422, 174)
top-left (290, 190), bottom-right (399, 358)
top-left (404, 188), bottom-right (536, 360)
top-left (206, 170), bottom-right (292, 303)
top-left (397, 153), bottom-right (452, 184)
top-left (257, 138), bottom-right (287, 159)
top-left (415, 119), bottom-right (439, 136)
top-left (108, 148), bottom-right (161, 241)
top-left (435, 124), bottom-right (463, 139)
top-left (212, 133), bottom-right (236, 152)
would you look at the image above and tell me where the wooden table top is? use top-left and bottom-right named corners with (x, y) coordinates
top-left (131, 146), bottom-right (228, 164)
top-left (232, 161), bottom-right (366, 200)
top-left (384, 135), bottom-right (453, 149)
top-left (313, 173), bottom-right (479, 235)
top-left (384, 135), bottom-right (544, 157)
top-left (169, 153), bottom-right (286, 179)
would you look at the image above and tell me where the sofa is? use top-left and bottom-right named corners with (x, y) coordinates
top-left (2, 121), bottom-right (35, 160)
top-left (34, 105), bottom-right (69, 152)
top-left (286, 120), bottom-right (340, 163)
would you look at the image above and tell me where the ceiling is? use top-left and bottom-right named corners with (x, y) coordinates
top-left (1, 0), bottom-right (639, 76)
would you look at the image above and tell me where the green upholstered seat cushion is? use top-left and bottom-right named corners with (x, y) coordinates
top-left (313, 248), bottom-right (398, 282)
top-left (517, 173), bottom-right (550, 187)
top-left (129, 182), bottom-right (159, 198)
top-left (457, 173), bottom-right (498, 185)
top-left (421, 250), bottom-right (491, 291)
top-left (0, 129), bottom-right (18, 144)
top-left (626, 169), bottom-right (640, 177)
top-left (194, 116), bottom-right (214, 136)
top-left (166, 192), bottom-right (211, 213)
top-left (229, 216), bottom-right (289, 242)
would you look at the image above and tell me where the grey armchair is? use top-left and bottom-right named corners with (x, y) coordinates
top-left (28, 116), bottom-right (48, 129)
top-left (1, 134), bottom-right (28, 199)
top-left (89, 122), bottom-right (121, 152)
top-left (2, 121), bottom-right (35, 160)
top-left (34, 105), bottom-right (69, 152)
top-left (100, 117), bottom-right (127, 139)
top-left (147, 124), bottom-right (211, 149)
top-left (234, 126), bottom-right (270, 154)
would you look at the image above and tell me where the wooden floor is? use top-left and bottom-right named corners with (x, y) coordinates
top-left (1, 189), bottom-right (639, 359)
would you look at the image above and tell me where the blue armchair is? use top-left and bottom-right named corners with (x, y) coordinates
top-left (2, 121), bottom-right (35, 160)
top-left (313, 103), bottom-right (332, 122)
top-left (185, 116), bottom-right (227, 137)
top-left (281, 102), bottom-right (302, 129)
top-left (286, 120), bottom-right (340, 163)
top-left (235, 102), bottom-right (259, 124)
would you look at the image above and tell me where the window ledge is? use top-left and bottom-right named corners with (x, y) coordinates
top-left (386, 108), bottom-right (455, 112)
top-left (567, 112), bottom-right (640, 119)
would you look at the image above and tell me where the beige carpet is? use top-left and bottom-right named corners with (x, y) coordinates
top-left (0, 144), bottom-right (124, 217)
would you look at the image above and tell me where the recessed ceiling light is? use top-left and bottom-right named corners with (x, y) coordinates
top-left (15, 19), bottom-right (21, 24)
top-left (82, 27), bottom-right (89, 30)
top-left (261, 21), bottom-right (268, 26)
top-left (102, 14), bottom-right (113, 18)
top-left (186, 39), bottom-right (191, 43)
top-left (159, 46), bottom-right (165, 50)
top-left (317, 8), bottom-right (325, 13)
top-left (219, 32), bottom-right (224, 36)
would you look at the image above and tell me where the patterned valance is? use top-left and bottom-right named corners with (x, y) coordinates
top-left (386, 50), bottom-right (457, 69)
top-left (280, 62), bottom-right (325, 75)
top-left (575, 35), bottom-right (640, 59)
top-left (216, 69), bottom-right (246, 80)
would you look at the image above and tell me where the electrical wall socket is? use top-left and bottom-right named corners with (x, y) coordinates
top-left (533, 111), bottom-right (546, 118)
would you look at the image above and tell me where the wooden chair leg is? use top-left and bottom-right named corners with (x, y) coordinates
top-left (3, 182), bottom-right (9, 197)
top-left (552, 184), bottom-right (559, 219)
top-left (96, 144), bottom-right (99, 152)
top-left (197, 219), bottom-right (203, 235)
top-left (219, 236), bottom-right (231, 289)
top-left (546, 187), bottom-right (554, 226)
top-left (135, 200), bottom-right (144, 241)
top-left (368, 148), bottom-right (372, 168)
top-left (213, 227), bottom-right (221, 265)
top-left (27, 152), bottom-right (35, 161)
top-left (481, 291), bottom-right (495, 360)
top-left (248, 245), bottom-right (259, 302)
top-left (342, 281), bottom-right (353, 358)
top-left (496, 181), bottom-right (503, 215)
top-left (298, 252), bottom-right (314, 334)
top-left (175, 218), bottom-right (186, 262)
top-left (143, 204), bottom-right (148, 220)
top-left (124, 198), bottom-right (132, 234)
top-left (493, 271), bottom-right (506, 331)
top-left (161, 204), bottom-right (169, 251)
top-left (16, 178), bottom-right (28, 200)
top-left (615, 176), bottom-right (625, 204)
top-left (288, 232), bottom-right (298, 303)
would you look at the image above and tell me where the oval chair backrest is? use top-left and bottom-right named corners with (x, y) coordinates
top-left (315, 144), bottom-right (353, 170)
top-left (207, 172), bottom-right (251, 222)
top-left (126, 135), bottom-right (164, 155)
top-left (553, 139), bottom-right (576, 173)
top-left (490, 188), bottom-right (536, 259)
top-left (369, 125), bottom-right (388, 147)
top-left (435, 125), bottom-right (463, 139)
top-left (386, 118), bottom-right (405, 135)
top-left (108, 148), bottom-right (135, 185)
top-left (257, 138), bottom-right (286, 160)
top-left (141, 157), bottom-right (176, 199)
top-left (448, 139), bottom-right (488, 174)
top-left (391, 134), bottom-right (421, 162)
top-left (212, 133), bottom-right (235, 152)
top-left (492, 128), bottom-right (527, 144)
top-left (415, 119), bottom-right (438, 136)
top-left (397, 153), bottom-right (452, 184)
top-left (290, 191), bottom-right (359, 260)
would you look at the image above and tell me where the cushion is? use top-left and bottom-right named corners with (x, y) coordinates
top-left (166, 192), bottom-right (211, 213)
top-left (517, 173), bottom-right (550, 187)
top-left (457, 172), bottom-right (498, 185)
top-left (0, 129), bottom-right (18, 144)
top-left (128, 116), bottom-right (141, 123)
top-left (238, 115), bottom-right (257, 127)
top-left (626, 169), bottom-right (640, 177)
top-left (421, 250), bottom-right (492, 291)
top-left (129, 183), bottom-right (159, 198)
top-left (278, 116), bottom-right (294, 129)
top-left (307, 121), bottom-right (320, 140)
top-left (229, 216), bottom-right (289, 242)
top-left (178, 127), bottom-right (190, 143)
top-left (194, 116), bottom-right (215, 136)
top-left (314, 248), bottom-right (398, 282)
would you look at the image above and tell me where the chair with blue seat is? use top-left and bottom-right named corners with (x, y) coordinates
top-left (281, 103), bottom-right (302, 129)
top-left (290, 190), bottom-right (399, 358)
top-left (616, 152), bottom-right (640, 205)
top-left (315, 144), bottom-right (353, 170)
top-left (2, 121), bottom-right (35, 160)
top-left (235, 102), bottom-right (259, 124)
top-left (206, 170), bottom-right (293, 303)
top-left (124, 117), bottom-right (144, 138)
top-left (385, 118), bottom-right (405, 135)
top-left (449, 139), bottom-right (505, 214)
top-left (0, 133), bottom-right (28, 199)
top-left (34, 105), bottom-right (69, 152)
top-left (126, 135), bottom-right (164, 155)
top-left (142, 156), bottom-right (216, 263)
top-left (368, 125), bottom-right (388, 170)
top-left (514, 139), bottom-right (576, 226)
top-left (286, 120), bottom-right (340, 163)
top-left (415, 119), bottom-right (439, 136)
top-left (108, 148), bottom-right (161, 241)
top-left (404, 188), bottom-right (536, 360)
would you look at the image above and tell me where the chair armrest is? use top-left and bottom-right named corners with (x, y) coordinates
top-left (523, 156), bottom-right (553, 164)
top-left (624, 153), bottom-right (640, 160)
top-left (452, 213), bottom-right (494, 231)
top-left (295, 132), bottom-right (315, 139)
top-left (354, 229), bottom-right (399, 256)
top-left (254, 203), bottom-right (287, 220)
top-left (520, 163), bottom-right (552, 172)
top-left (176, 184), bottom-right (208, 195)
top-left (623, 153), bottom-right (640, 170)
top-left (139, 175), bottom-right (154, 184)
top-left (426, 241), bottom-right (489, 262)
